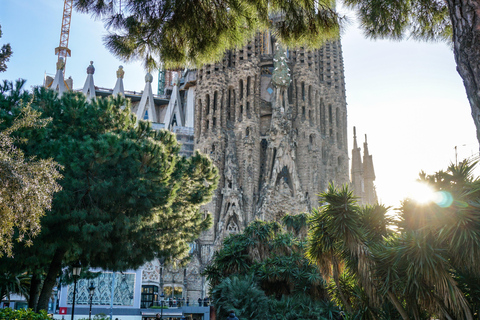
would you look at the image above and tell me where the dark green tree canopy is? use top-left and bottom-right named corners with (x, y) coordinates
top-left (74, 0), bottom-right (340, 69)
top-left (0, 82), bottom-right (218, 311)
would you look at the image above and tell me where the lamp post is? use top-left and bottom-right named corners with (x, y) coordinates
top-left (88, 282), bottom-right (96, 320)
top-left (71, 262), bottom-right (82, 320)
top-left (160, 292), bottom-right (165, 320)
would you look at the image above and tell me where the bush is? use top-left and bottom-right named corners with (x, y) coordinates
top-left (0, 308), bottom-right (51, 320)
top-left (212, 275), bottom-right (269, 320)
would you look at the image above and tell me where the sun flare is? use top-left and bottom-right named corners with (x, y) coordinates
top-left (407, 182), bottom-right (436, 204)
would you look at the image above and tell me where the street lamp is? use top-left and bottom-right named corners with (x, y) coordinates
top-left (160, 292), bottom-right (165, 320)
top-left (71, 262), bottom-right (82, 320)
top-left (88, 282), bottom-right (96, 320)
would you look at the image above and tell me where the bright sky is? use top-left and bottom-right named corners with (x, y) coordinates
top-left (1, 0), bottom-right (478, 208)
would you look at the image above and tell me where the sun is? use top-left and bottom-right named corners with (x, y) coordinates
top-left (406, 182), bottom-right (436, 204)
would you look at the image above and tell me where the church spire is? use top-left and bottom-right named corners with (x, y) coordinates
top-left (113, 65), bottom-right (125, 97)
top-left (82, 61), bottom-right (96, 101)
top-left (50, 57), bottom-right (67, 96)
top-left (135, 73), bottom-right (157, 122)
top-left (351, 126), bottom-right (363, 181)
top-left (362, 134), bottom-right (377, 204)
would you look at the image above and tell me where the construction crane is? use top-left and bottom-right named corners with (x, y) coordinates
top-left (55, 0), bottom-right (73, 74)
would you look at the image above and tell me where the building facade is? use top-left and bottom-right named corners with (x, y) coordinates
top-left (43, 31), bottom-right (373, 318)
top-left (185, 34), bottom-right (350, 299)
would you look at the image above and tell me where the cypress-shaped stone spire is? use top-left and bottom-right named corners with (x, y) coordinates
top-left (50, 57), bottom-right (67, 96)
top-left (135, 73), bottom-right (157, 122)
top-left (82, 61), bottom-right (96, 101)
top-left (113, 65), bottom-right (125, 97)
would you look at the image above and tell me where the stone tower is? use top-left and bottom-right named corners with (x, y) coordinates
top-left (187, 33), bottom-right (350, 297)
top-left (351, 127), bottom-right (377, 205)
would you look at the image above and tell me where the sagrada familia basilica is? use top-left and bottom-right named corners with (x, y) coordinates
top-left (45, 32), bottom-right (377, 318)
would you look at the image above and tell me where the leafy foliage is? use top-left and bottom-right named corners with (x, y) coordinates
top-left (0, 80), bottom-right (62, 256)
top-left (0, 271), bottom-right (30, 302)
top-left (308, 162), bottom-right (480, 319)
top-left (73, 0), bottom-right (340, 68)
top-left (206, 217), bottom-right (342, 319)
top-left (343, 0), bottom-right (452, 41)
top-left (0, 308), bottom-right (50, 320)
top-left (211, 275), bottom-right (269, 320)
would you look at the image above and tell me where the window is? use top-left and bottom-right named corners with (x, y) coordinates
top-left (141, 285), bottom-right (158, 308)
top-left (206, 94), bottom-right (210, 115)
top-left (336, 107), bottom-right (340, 128)
top-left (239, 79), bottom-right (244, 100)
top-left (328, 104), bottom-right (333, 124)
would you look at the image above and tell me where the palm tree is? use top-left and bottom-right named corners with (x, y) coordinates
top-left (306, 183), bottom-right (365, 315)
top-left (307, 185), bottom-right (413, 319)
top-left (211, 275), bottom-right (270, 320)
top-left (0, 271), bottom-right (30, 303)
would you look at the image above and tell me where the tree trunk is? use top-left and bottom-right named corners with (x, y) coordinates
top-left (36, 248), bottom-right (67, 312)
top-left (446, 0), bottom-right (480, 149)
top-left (28, 271), bottom-right (42, 310)
top-left (387, 291), bottom-right (411, 320)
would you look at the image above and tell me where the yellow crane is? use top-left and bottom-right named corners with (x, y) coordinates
top-left (55, 0), bottom-right (73, 74)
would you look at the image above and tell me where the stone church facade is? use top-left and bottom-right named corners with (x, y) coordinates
top-left (46, 31), bottom-right (366, 314)
top-left (186, 33), bottom-right (350, 299)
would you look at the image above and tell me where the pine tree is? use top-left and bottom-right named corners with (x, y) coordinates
top-left (73, 0), bottom-right (340, 69)
top-left (342, 0), bottom-right (480, 148)
top-left (0, 25), bottom-right (12, 72)
top-left (0, 83), bottom-right (218, 311)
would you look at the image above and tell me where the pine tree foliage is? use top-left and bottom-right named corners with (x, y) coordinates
top-left (0, 80), bottom-right (62, 257)
top-left (343, 0), bottom-right (452, 41)
top-left (0, 82), bottom-right (218, 311)
top-left (73, 0), bottom-right (340, 69)
top-left (0, 25), bottom-right (12, 73)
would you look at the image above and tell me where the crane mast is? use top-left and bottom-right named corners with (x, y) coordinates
top-left (55, 0), bottom-right (73, 73)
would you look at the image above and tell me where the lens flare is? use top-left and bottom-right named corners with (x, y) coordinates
top-left (433, 191), bottom-right (454, 208)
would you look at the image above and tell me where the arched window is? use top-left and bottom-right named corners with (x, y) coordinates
top-left (206, 94), bottom-right (210, 115)
top-left (247, 77), bottom-right (251, 96)
top-left (336, 107), bottom-right (340, 128)
top-left (197, 99), bottom-right (202, 137)
top-left (301, 82), bottom-right (305, 101)
top-left (288, 81), bottom-right (294, 104)
top-left (239, 79), bottom-right (244, 100)
top-left (308, 85), bottom-right (312, 106)
top-left (328, 104), bottom-right (333, 124)
top-left (227, 220), bottom-right (239, 233)
top-left (214, 91), bottom-right (218, 113)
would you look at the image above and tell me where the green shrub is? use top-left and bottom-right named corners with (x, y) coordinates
top-left (0, 308), bottom-right (51, 320)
